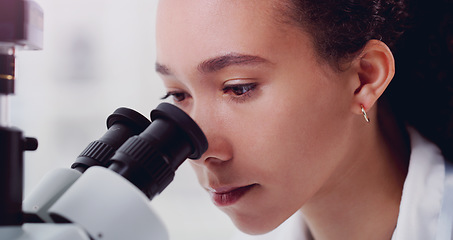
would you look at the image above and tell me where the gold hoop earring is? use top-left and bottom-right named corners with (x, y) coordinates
top-left (361, 105), bottom-right (370, 123)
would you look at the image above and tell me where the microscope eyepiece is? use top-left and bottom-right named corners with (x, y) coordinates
top-left (108, 103), bottom-right (208, 199)
top-left (150, 102), bottom-right (208, 160)
top-left (71, 108), bottom-right (151, 172)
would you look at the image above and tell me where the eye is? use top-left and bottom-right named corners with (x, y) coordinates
top-left (222, 83), bottom-right (257, 96)
top-left (161, 91), bottom-right (190, 102)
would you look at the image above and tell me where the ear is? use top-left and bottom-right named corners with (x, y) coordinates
top-left (350, 40), bottom-right (395, 116)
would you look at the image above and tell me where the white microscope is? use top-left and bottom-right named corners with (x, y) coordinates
top-left (0, 1), bottom-right (209, 239)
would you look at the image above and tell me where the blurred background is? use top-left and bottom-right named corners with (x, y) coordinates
top-left (11, 0), bottom-right (235, 239)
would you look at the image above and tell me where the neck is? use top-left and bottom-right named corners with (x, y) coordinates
top-left (301, 105), bottom-right (410, 240)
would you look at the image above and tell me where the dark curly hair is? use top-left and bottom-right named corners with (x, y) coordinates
top-left (282, 0), bottom-right (408, 65)
top-left (282, 0), bottom-right (453, 160)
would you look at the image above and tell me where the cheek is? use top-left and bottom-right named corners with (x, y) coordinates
top-left (235, 75), bottom-right (352, 189)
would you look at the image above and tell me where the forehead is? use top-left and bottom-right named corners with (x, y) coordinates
top-left (156, 0), bottom-right (281, 26)
top-left (155, 0), bottom-right (303, 71)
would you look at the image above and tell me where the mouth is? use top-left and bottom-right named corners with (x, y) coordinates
top-left (208, 184), bottom-right (258, 207)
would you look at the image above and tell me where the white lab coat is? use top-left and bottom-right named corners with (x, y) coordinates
top-left (231, 128), bottom-right (453, 240)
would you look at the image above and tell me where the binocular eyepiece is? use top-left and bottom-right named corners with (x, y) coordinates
top-left (72, 103), bottom-right (208, 199)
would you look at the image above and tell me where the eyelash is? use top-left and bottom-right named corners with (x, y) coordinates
top-left (161, 83), bottom-right (258, 103)
top-left (161, 91), bottom-right (189, 102)
top-left (222, 83), bottom-right (258, 102)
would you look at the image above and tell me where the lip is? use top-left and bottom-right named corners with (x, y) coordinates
top-left (208, 184), bottom-right (257, 207)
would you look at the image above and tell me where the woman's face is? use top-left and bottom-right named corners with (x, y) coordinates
top-left (156, 0), bottom-right (357, 234)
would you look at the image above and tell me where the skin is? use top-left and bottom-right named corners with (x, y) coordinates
top-left (155, 0), bottom-right (409, 239)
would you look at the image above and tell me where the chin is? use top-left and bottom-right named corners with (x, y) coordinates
top-left (230, 213), bottom-right (284, 235)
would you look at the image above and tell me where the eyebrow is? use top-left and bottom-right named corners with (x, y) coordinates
top-left (155, 53), bottom-right (270, 75)
top-left (155, 63), bottom-right (171, 75)
top-left (198, 53), bottom-right (270, 73)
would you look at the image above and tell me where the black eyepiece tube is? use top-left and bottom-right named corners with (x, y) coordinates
top-left (71, 108), bottom-right (151, 172)
top-left (108, 103), bottom-right (208, 199)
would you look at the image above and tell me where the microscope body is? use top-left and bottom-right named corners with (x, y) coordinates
top-left (48, 167), bottom-right (169, 240)
top-left (2, 166), bottom-right (169, 240)
top-left (12, 167), bottom-right (169, 240)
top-left (22, 169), bottom-right (82, 223)
top-left (1, 224), bottom-right (89, 240)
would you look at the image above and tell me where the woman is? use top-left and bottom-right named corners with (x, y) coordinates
top-left (154, 0), bottom-right (453, 239)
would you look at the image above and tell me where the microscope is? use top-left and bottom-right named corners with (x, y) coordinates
top-left (0, 1), bottom-right (208, 239)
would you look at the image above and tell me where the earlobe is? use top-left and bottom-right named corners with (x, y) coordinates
top-left (351, 40), bottom-right (395, 116)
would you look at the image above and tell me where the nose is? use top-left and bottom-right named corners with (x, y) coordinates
top-left (189, 104), bottom-right (233, 167)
